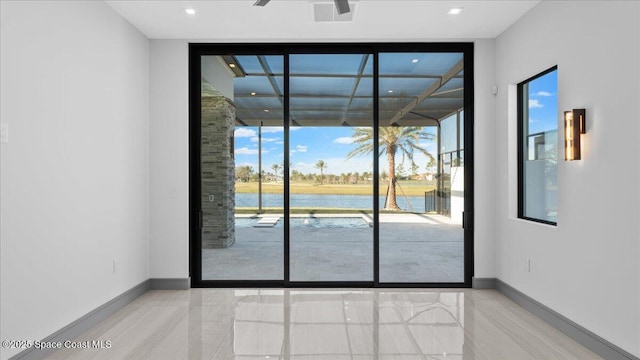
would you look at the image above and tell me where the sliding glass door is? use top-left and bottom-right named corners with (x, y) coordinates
top-left (288, 53), bottom-right (374, 282)
top-left (378, 52), bottom-right (465, 283)
top-left (190, 44), bottom-right (473, 287)
top-left (200, 54), bottom-right (285, 281)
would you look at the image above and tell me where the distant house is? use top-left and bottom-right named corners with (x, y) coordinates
top-left (411, 173), bottom-right (434, 181)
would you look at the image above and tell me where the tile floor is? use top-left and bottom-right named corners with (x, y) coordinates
top-left (46, 288), bottom-right (600, 360)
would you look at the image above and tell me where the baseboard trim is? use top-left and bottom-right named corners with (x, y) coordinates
top-left (9, 279), bottom-right (151, 360)
top-left (150, 277), bottom-right (190, 290)
top-left (471, 277), bottom-right (496, 289)
top-left (495, 279), bottom-right (638, 360)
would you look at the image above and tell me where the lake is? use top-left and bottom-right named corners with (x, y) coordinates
top-left (235, 193), bottom-right (428, 212)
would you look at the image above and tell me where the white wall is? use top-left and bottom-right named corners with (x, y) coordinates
top-left (473, 39), bottom-right (497, 278)
top-left (495, 1), bottom-right (640, 356)
top-left (149, 40), bottom-right (190, 279)
top-left (0, 1), bottom-right (149, 359)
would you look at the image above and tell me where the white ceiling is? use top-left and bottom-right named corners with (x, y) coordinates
top-left (105, 0), bottom-right (540, 40)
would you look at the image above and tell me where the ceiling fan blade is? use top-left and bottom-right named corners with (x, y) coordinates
top-left (253, 0), bottom-right (270, 6)
top-left (334, 0), bottom-right (350, 14)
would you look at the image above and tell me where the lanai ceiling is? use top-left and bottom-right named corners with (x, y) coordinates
top-left (220, 52), bottom-right (463, 127)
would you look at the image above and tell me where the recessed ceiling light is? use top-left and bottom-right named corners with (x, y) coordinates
top-left (412, 58), bottom-right (419, 63)
top-left (229, 63), bottom-right (236, 68)
top-left (264, 109), bottom-right (270, 112)
top-left (185, 8), bottom-right (196, 15)
top-left (388, 90), bottom-right (394, 93)
top-left (251, 92), bottom-right (256, 96)
top-left (448, 7), bottom-right (463, 15)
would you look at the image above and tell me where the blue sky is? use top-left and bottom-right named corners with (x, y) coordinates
top-left (527, 69), bottom-right (558, 134)
top-left (234, 126), bottom-right (438, 176)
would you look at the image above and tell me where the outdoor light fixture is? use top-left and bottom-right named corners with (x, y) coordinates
top-left (564, 108), bottom-right (586, 161)
top-left (221, 55), bottom-right (246, 77)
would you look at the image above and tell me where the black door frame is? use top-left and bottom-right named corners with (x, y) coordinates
top-left (189, 43), bottom-right (474, 288)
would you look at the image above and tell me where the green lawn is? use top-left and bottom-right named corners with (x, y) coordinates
top-left (235, 180), bottom-right (435, 196)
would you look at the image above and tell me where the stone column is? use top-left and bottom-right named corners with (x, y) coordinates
top-left (201, 84), bottom-right (235, 249)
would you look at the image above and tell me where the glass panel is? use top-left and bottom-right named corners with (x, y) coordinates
top-left (201, 55), bottom-right (284, 280)
top-left (289, 77), bottom-right (355, 96)
top-left (440, 113), bottom-right (457, 153)
top-left (289, 53), bottom-right (373, 282)
top-left (378, 52), bottom-right (465, 283)
top-left (520, 69), bottom-right (558, 223)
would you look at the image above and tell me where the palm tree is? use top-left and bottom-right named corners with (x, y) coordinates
top-left (315, 160), bottom-right (328, 185)
top-left (271, 163), bottom-right (281, 181)
top-left (347, 127), bottom-right (434, 210)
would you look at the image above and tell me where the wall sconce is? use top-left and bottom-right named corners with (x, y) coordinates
top-left (564, 108), bottom-right (586, 161)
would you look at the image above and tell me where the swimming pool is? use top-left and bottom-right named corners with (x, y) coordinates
top-left (235, 217), bottom-right (371, 229)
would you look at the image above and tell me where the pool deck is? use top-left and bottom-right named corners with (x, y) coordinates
top-left (202, 213), bottom-right (464, 283)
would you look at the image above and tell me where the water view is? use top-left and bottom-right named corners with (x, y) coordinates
top-left (235, 193), bottom-right (428, 212)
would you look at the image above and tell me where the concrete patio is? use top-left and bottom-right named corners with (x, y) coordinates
top-left (202, 213), bottom-right (463, 283)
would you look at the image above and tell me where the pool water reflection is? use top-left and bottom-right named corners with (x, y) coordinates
top-left (235, 216), bottom-right (372, 229)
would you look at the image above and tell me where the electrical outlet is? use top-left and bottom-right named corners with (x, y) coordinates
top-left (209, 194), bottom-right (215, 202)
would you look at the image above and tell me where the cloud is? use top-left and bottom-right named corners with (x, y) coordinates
top-left (295, 145), bottom-right (308, 152)
top-left (235, 147), bottom-right (258, 155)
top-left (529, 99), bottom-right (544, 108)
top-left (234, 128), bottom-right (256, 137)
top-left (249, 136), bottom-right (280, 143)
top-left (333, 137), bottom-right (355, 145)
top-left (293, 162), bottom-right (312, 171)
top-left (261, 127), bottom-right (301, 134)
top-left (261, 127), bottom-right (283, 133)
top-left (235, 147), bottom-right (268, 155)
top-left (535, 91), bottom-right (552, 97)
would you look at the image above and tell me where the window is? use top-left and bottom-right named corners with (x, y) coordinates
top-left (518, 66), bottom-right (558, 225)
